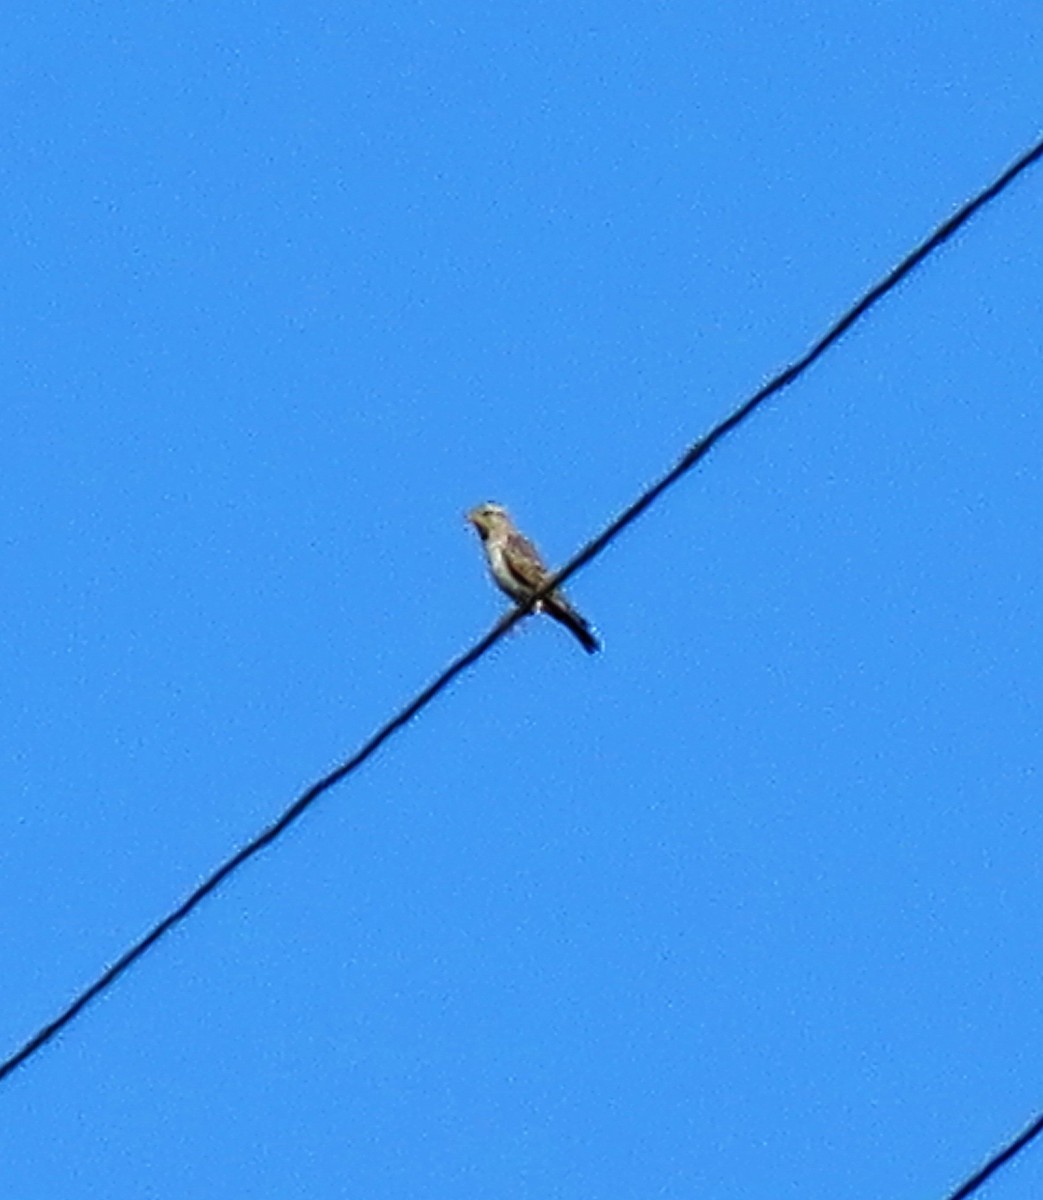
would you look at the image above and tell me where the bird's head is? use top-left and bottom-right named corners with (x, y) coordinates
top-left (466, 502), bottom-right (510, 539)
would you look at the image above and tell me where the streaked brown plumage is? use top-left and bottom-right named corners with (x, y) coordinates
top-left (466, 502), bottom-right (600, 654)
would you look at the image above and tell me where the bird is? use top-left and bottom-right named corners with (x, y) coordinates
top-left (466, 502), bottom-right (600, 654)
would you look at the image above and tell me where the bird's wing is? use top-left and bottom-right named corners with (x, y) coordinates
top-left (504, 529), bottom-right (551, 591)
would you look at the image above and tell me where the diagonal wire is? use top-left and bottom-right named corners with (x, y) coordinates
top-left (945, 1111), bottom-right (1043, 1200)
top-left (2, 132), bottom-right (1042, 1092)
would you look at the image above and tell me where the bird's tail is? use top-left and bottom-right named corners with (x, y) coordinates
top-left (543, 595), bottom-right (600, 654)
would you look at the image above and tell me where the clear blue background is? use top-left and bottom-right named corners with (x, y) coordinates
top-left (2, 3), bottom-right (1042, 1197)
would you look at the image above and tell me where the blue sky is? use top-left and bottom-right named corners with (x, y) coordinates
top-left (2, 3), bottom-right (1042, 1197)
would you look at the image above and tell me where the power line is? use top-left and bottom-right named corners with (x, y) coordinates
top-left (2, 132), bottom-right (1042, 1093)
top-left (945, 1111), bottom-right (1043, 1200)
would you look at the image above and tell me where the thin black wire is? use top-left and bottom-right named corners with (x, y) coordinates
top-left (2, 132), bottom-right (1042, 1093)
top-left (945, 1112), bottom-right (1043, 1200)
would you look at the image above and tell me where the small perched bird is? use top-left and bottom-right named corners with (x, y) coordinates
top-left (466, 502), bottom-right (600, 654)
